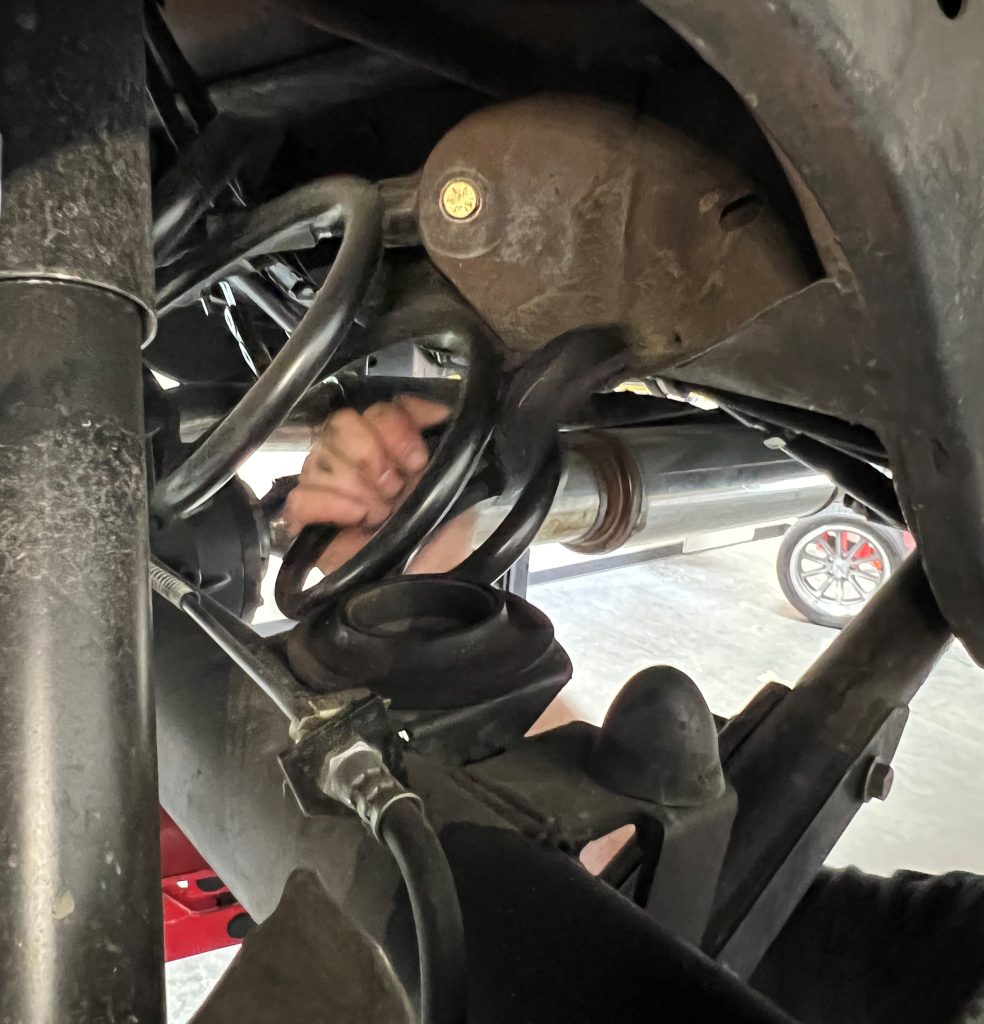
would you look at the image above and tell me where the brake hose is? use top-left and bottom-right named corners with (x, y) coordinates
top-left (322, 741), bottom-right (467, 1024)
top-left (149, 558), bottom-right (317, 729)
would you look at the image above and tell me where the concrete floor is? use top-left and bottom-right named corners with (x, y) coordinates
top-left (165, 536), bottom-right (984, 1020)
top-left (532, 537), bottom-right (984, 878)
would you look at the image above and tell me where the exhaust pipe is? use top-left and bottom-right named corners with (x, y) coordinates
top-left (476, 421), bottom-right (836, 555)
top-left (179, 381), bottom-right (835, 558)
top-left (257, 417), bottom-right (835, 561)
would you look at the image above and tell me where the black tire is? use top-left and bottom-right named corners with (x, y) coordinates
top-left (776, 508), bottom-right (908, 628)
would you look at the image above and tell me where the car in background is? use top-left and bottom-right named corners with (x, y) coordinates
top-left (776, 505), bottom-right (915, 628)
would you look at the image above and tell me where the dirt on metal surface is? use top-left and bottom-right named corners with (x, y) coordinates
top-left (418, 94), bottom-right (814, 369)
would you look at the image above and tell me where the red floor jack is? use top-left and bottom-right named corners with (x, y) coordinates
top-left (160, 810), bottom-right (254, 962)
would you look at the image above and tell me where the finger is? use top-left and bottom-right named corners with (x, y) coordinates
top-left (300, 451), bottom-right (402, 506)
top-left (282, 485), bottom-right (372, 535)
top-left (394, 394), bottom-right (452, 430)
top-left (317, 526), bottom-right (375, 575)
top-left (305, 450), bottom-right (406, 504)
top-left (363, 402), bottom-right (432, 475)
top-left (317, 408), bottom-right (404, 498)
top-left (292, 477), bottom-right (394, 530)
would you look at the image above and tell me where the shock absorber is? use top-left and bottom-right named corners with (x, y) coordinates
top-left (0, 2), bottom-right (164, 1021)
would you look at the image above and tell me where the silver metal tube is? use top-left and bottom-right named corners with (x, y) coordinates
top-left (475, 423), bottom-right (836, 553)
top-left (254, 417), bottom-right (834, 560)
top-left (0, 3), bottom-right (163, 1020)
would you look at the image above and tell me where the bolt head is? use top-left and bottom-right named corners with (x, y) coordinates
top-left (440, 178), bottom-right (481, 221)
top-left (863, 759), bottom-right (895, 802)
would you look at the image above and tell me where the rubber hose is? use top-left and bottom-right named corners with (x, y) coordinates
top-left (379, 799), bottom-right (467, 1024)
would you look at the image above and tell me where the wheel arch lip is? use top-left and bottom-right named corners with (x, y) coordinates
top-left (641, 0), bottom-right (984, 660)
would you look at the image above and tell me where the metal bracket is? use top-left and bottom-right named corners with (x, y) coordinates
top-left (279, 694), bottom-right (403, 817)
top-left (713, 706), bottom-right (908, 976)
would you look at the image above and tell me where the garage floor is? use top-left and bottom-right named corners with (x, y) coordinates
top-left (165, 536), bottom-right (984, 1020)
top-left (533, 536), bottom-right (984, 877)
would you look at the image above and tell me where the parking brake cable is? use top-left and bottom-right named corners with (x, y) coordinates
top-left (149, 557), bottom-right (316, 728)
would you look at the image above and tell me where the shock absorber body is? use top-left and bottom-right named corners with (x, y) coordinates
top-left (0, 2), bottom-right (164, 1021)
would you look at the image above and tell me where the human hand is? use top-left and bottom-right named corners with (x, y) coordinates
top-left (283, 395), bottom-right (472, 575)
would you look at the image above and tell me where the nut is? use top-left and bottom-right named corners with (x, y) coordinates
top-left (440, 178), bottom-right (481, 221)
top-left (863, 759), bottom-right (895, 802)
